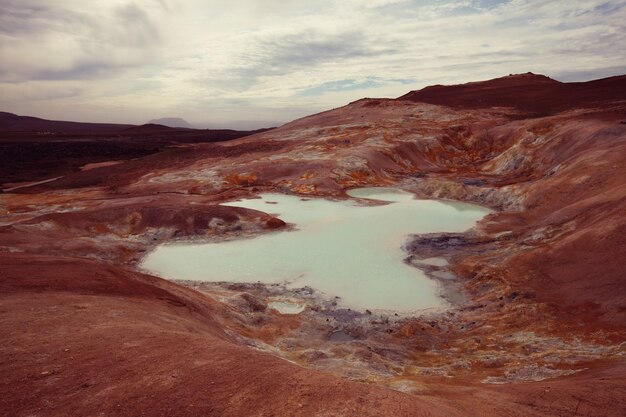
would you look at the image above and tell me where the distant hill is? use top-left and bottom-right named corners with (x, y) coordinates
top-left (0, 112), bottom-right (132, 134)
top-left (201, 120), bottom-right (281, 130)
top-left (0, 111), bottom-right (274, 143)
top-left (398, 72), bottom-right (626, 117)
top-left (147, 117), bottom-right (194, 128)
top-left (121, 123), bottom-right (181, 134)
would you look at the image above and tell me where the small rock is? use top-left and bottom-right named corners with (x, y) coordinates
top-left (265, 217), bottom-right (285, 229)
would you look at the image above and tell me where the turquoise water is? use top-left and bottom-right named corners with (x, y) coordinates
top-left (141, 188), bottom-right (490, 312)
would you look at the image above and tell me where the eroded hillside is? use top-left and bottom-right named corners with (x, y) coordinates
top-left (1, 74), bottom-right (625, 416)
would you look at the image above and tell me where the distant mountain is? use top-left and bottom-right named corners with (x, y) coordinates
top-left (0, 111), bottom-right (275, 143)
top-left (147, 117), bottom-right (194, 128)
top-left (0, 112), bottom-right (132, 134)
top-left (121, 123), bottom-right (180, 134)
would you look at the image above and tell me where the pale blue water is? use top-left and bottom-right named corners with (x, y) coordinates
top-left (141, 188), bottom-right (490, 312)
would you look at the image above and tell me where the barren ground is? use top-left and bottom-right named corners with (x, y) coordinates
top-left (1, 73), bottom-right (625, 416)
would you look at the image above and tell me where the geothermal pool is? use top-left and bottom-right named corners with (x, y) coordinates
top-left (141, 188), bottom-right (491, 312)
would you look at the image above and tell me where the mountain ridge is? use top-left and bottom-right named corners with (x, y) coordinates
top-left (399, 72), bottom-right (626, 116)
top-left (147, 117), bottom-right (194, 128)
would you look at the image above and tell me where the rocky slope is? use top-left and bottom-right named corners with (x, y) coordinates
top-left (1, 73), bottom-right (625, 416)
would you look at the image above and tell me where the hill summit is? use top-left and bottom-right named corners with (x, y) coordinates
top-left (147, 117), bottom-right (194, 128)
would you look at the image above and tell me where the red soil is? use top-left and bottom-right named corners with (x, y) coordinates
top-left (3, 254), bottom-right (624, 416)
top-left (1, 73), bottom-right (625, 416)
top-left (400, 72), bottom-right (626, 118)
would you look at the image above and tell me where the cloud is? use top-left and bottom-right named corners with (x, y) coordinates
top-left (192, 29), bottom-right (397, 93)
top-left (0, 0), bottom-right (624, 127)
top-left (297, 78), bottom-right (385, 97)
top-left (260, 30), bottom-right (396, 69)
top-left (112, 3), bottom-right (160, 48)
top-left (0, 0), bottom-right (162, 82)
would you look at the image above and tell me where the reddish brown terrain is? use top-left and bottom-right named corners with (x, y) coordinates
top-left (0, 112), bottom-right (270, 184)
top-left (1, 74), bottom-right (625, 416)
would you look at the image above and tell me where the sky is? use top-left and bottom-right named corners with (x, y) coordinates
top-left (1, 0), bottom-right (625, 129)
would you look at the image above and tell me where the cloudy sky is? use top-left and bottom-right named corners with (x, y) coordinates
top-left (1, 0), bottom-right (624, 128)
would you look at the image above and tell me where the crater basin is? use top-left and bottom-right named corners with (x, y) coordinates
top-left (141, 188), bottom-right (491, 313)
